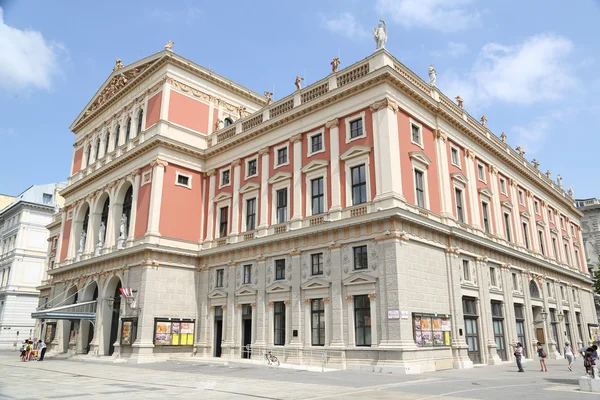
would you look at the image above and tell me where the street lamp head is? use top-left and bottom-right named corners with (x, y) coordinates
top-left (558, 313), bottom-right (564, 322)
top-left (540, 310), bottom-right (548, 321)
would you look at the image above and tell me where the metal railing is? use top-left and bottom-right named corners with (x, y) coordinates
top-left (237, 344), bottom-right (345, 371)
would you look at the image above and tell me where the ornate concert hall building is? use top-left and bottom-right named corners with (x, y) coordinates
top-left (34, 38), bottom-right (597, 372)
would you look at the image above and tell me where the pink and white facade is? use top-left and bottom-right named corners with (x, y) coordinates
top-left (35, 47), bottom-right (597, 372)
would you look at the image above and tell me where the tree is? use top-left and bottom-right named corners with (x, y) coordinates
top-left (593, 258), bottom-right (600, 295)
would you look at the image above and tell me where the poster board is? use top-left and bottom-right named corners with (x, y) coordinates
top-left (413, 313), bottom-right (451, 347)
top-left (154, 318), bottom-right (195, 346)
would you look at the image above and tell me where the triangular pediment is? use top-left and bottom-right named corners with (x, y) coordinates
top-left (239, 182), bottom-right (260, 194)
top-left (536, 219), bottom-right (546, 227)
top-left (301, 277), bottom-right (331, 290)
top-left (301, 159), bottom-right (329, 173)
top-left (266, 282), bottom-right (291, 293)
top-left (501, 199), bottom-right (514, 210)
top-left (563, 234), bottom-right (571, 241)
top-left (409, 151), bottom-right (432, 167)
top-left (478, 187), bottom-right (494, 198)
top-left (71, 54), bottom-right (165, 130)
top-left (451, 172), bottom-right (468, 184)
top-left (268, 172), bottom-right (292, 184)
top-left (340, 145), bottom-right (372, 161)
top-left (551, 227), bottom-right (559, 234)
top-left (520, 210), bottom-right (531, 219)
top-left (235, 286), bottom-right (257, 296)
top-left (343, 272), bottom-right (377, 286)
top-left (208, 289), bottom-right (227, 299)
top-left (213, 191), bottom-right (233, 202)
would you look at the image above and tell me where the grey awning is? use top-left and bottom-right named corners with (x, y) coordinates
top-left (32, 300), bottom-right (97, 320)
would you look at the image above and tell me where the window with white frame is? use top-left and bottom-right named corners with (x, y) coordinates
top-left (246, 198), bottom-right (256, 231)
top-left (410, 121), bottom-right (422, 146)
top-left (538, 230), bottom-right (546, 256)
top-left (489, 267), bottom-right (497, 287)
top-left (451, 146), bottom-right (460, 167)
top-left (349, 118), bottom-right (363, 139)
top-left (504, 212), bottom-right (512, 242)
top-left (42, 193), bottom-right (53, 205)
top-left (575, 248), bottom-right (580, 267)
top-left (219, 206), bottom-right (229, 238)
top-left (345, 112), bottom-right (366, 142)
top-left (455, 188), bottom-right (465, 223)
top-left (560, 216), bottom-right (565, 229)
top-left (311, 177), bottom-right (324, 215)
top-left (548, 209), bottom-right (553, 223)
top-left (518, 190), bottom-right (524, 205)
top-left (415, 169), bottom-right (425, 208)
top-left (571, 224), bottom-right (575, 236)
top-left (477, 163), bottom-right (486, 182)
top-left (216, 269), bottom-right (224, 287)
top-left (482, 201), bottom-right (491, 233)
top-left (552, 236), bottom-right (559, 260)
top-left (564, 243), bottom-right (570, 264)
top-left (522, 221), bottom-right (530, 249)
top-left (534, 200), bottom-right (540, 214)
top-left (499, 177), bottom-right (507, 194)
top-left (220, 169), bottom-right (230, 187)
top-left (246, 159), bottom-right (257, 178)
top-left (276, 188), bottom-right (288, 224)
top-left (276, 147), bottom-right (288, 166)
top-left (310, 132), bottom-right (323, 154)
top-left (243, 264), bottom-right (252, 284)
top-left (175, 172), bottom-right (192, 188)
top-left (351, 164), bottom-right (367, 205)
top-left (462, 260), bottom-right (470, 281)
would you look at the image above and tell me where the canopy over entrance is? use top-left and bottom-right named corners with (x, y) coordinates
top-left (31, 300), bottom-right (97, 321)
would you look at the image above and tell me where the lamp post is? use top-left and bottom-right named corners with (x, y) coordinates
top-left (540, 309), bottom-right (548, 321)
top-left (558, 313), bottom-right (564, 322)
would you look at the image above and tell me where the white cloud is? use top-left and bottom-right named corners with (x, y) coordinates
top-left (0, 8), bottom-right (63, 91)
top-left (376, 0), bottom-right (480, 32)
top-left (321, 12), bottom-right (369, 39)
top-left (511, 109), bottom-right (573, 155)
top-left (441, 34), bottom-right (577, 106)
top-left (432, 41), bottom-right (469, 58)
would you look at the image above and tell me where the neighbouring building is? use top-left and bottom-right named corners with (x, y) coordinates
top-left (33, 38), bottom-right (597, 373)
top-left (576, 197), bottom-right (600, 321)
top-left (0, 183), bottom-right (66, 347)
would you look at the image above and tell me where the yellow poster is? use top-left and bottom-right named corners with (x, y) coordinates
top-left (172, 333), bottom-right (180, 345)
top-left (444, 331), bottom-right (451, 346)
top-left (180, 334), bottom-right (188, 345)
top-left (187, 333), bottom-right (194, 344)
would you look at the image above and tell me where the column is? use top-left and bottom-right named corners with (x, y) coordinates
top-left (433, 130), bottom-right (453, 219)
top-left (103, 185), bottom-right (118, 253)
top-left (291, 134), bottom-right (303, 228)
top-left (230, 159), bottom-right (241, 239)
top-left (541, 278), bottom-right (559, 358)
top-left (489, 166), bottom-right (504, 238)
top-left (258, 147), bottom-right (270, 234)
top-left (204, 170), bottom-right (216, 246)
top-left (267, 302), bottom-right (274, 346)
top-left (326, 119), bottom-right (342, 220)
top-left (368, 293), bottom-right (378, 347)
top-left (500, 265), bottom-right (518, 362)
top-left (255, 257), bottom-right (267, 346)
top-left (145, 159), bottom-right (167, 243)
top-left (475, 257), bottom-right (501, 364)
top-left (346, 296), bottom-right (355, 346)
top-left (84, 196), bottom-right (99, 256)
top-left (126, 170), bottom-right (141, 247)
top-left (89, 134), bottom-right (98, 165)
top-left (509, 180), bottom-right (524, 246)
top-left (521, 272), bottom-right (536, 358)
top-left (370, 98), bottom-right (405, 209)
top-left (541, 202), bottom-right (554, 258)
top-left (464, 149), bottom-right (482, 230)
top-left (160, 81), bottom-right (170, 121)
top-left (566, 283), bottom-right (578, 347)
top-left (444, 249), bottom-right (473, 368)
top-left (55, 211), bottom-right (67, 265)
top-left (526, 191), bottom-right (540, 252)
top-left (290, 250), bottom-right (302, 346)
top-left (329, 244), bottom-right (345, 347)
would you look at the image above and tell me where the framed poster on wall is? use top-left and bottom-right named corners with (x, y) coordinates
top-left (413, 313), bottom-right (451, 348)
top-left (153, 318), bottom-right (195, 346)
top-left (121, 318), bottom-right (137, 346)
top-left (589, 324), bottom-right (600, 343)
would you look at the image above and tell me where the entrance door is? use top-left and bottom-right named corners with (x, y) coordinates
top-left (464, 317), bottom-right (481, 364)
top-left (108, 282), bottom-right (121, 356)
top-left (241, 304), bottom-right (252, 359)
top-left (493, 319), bottom-right (507, 361)
top-left (214, 306), bottom-right (223, 358)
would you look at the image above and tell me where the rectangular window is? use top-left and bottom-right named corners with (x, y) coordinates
top-left (246, 198), bottom-right (256, 231)
top-left (576, 312), bottom-right (584, 342)
top-left (311, 133), bottom-right (323, 153)
top-left (538, 230), bottom-right (546, 256)
top-left (177, 174), bottom-right (190, 187)
top-left (482, 202), bottom-right (490, 233)
top-left (489, 267), bottom-right (496, 287)
top-left (463, 260), bottom-right (470, 281)
top-left (455, 188), bottom-right (464, 223)
top-left (311, 253), bottom-right (323, 275)
top-left (552, 237), bottom-right (559, 260)
top-left (42, 193), bottom-right (53, 205)
top-left (411, 123), bottom-right (421, 145)
top-left (451, 147), bottom-right (460, 166)
top-left (547, 282), bottom-right (553, 298)
top-left (500, 178), bottom-right (507, 194)
top-left (518, 190), bottom-right (524, 205)
top-left (354, 295), bottom-right (372, 347)
top-left (564, 243), bottom-right (570, 264)
top-left (571, 224), bottom-right (575, 236)
top-left (548, 209), bottom-right (552, 222)
top-left (247, 159), bottom-right (257, 177)
top-left (311, 177), bottom-right (324, 215)
top-left (277, 147), bottom-right (288, 165)
top-left (351, 165), bottom-right (367, 205)
top-left (275, 259), bottom-right (285, 280)
top-left (512, 273), bottom-right (518, 291)
top-left (350, 118), bottom-right (363, 138)
top-left (216, 269), bottom-right (224, 287)
top-left (560, 217), bottom-right (565, 229)
top-left (522, 222), bottom-right (529, 249)
top-left (274, 301), bottom-right (286, 346)
top-left (504, 213), bottom-right (512, 242)
top-left (311, 299), bottom-right (325, 346)
top-left (219, 207), bottom-right (228, 238)
top-left (477, 164), bottom-right (485, 181)
top-left (353, 245), bottom-right (368, 270)
top-left (243, 264), bottom-right (252, 284)
top-left (276, 188), bottom-right (287, 224)
top-left (575, 249), bottom-right (580, 267)
top-left (221, 170), bottom-right (230, 186)
top-left (415, 170), bottom-right (425, 208)
top-left (534, 200), bottom-right (540, 214)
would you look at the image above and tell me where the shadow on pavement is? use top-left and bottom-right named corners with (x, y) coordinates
top-left (544, 377), bottom-right (579, 386)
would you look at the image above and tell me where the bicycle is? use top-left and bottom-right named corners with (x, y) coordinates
top-left (264, 350), bottom-right (280, 366)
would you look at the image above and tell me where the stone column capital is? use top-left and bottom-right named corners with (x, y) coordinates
top-left (369, 97), bottom-right (399, 113)
top-left (258, 146), bottom-right (270, 156)
top-left (325, 118), bottom-right (339, 129)
top-left (231, 159), bottom-right (241, 167)
top-left (206, 169), bottom-right (216, 177)
top-left (151, 158), bottom-right (168, 168)
top-left (433, 129), bottom-right (447, 142)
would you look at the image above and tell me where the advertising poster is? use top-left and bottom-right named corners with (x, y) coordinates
top-left (589, 325), bottom-right (600, 342)
top-left (441, 318), bottom-right (451, 332)
top-left (421, 317), bottom-right (431, 331)
top-left (433, 331), bottom-right (443, 346)
top-left (415, 330), bottom-right (422, 347)
top-left (155, 321), bottom-right (171, 345)
top-left (422, 330), bottom-right (432, 346)
top-left (181, 323), bottom-right (193, 334)
top-left (121, 321), bottom-right (132, 345)
top-left (414, 316), bottom-right (422, 330)
top-left (432, 318), bottom-right (441, 330)
top-left (444, 331), bottom-right (451, 346)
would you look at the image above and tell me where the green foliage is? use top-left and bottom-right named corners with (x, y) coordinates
top-left (594, 258), bottom-right (600, 295)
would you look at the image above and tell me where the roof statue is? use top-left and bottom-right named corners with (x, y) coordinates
top-left (556, 174), bottom-right (563, 188)
top-left (545, 170), bottom-right (551, 179)
top-left (165, 41), bottom-right (174, 51)
top-left (113, 58), bottom-right (124, 72)
top-left (455, 95), bottom-right (463, 109)
top-left (264, 91), bottom-right (273, 104)
top-left (295, 76), bottom-right (304, 90)
top-left (428, 64), bottom-right (436, 87)
top-left (500, 132), bottom-right (507, 142)
top-left (516, 146), bottom-right (525, 157)
top-left (238, 106), bottom-right (247, 117)
top-left (532, 159), bottom-right (540, 169)
top-left (331, 57), bottom-right (341, 73)
top-left (373, 20), bottom-right (387, 50)
top-left (480, 115), bottom-right (487, 127)
top-left (568, 186), bottom-right (574, 198)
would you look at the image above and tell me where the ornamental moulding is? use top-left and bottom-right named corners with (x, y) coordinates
top-left (369, 97), bottom-right (399, 113)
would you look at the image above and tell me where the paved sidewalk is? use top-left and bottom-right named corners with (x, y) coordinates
top-left (0, 352), bottom-right (594, 399)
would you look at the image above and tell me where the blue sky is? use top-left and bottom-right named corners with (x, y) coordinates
top-left (0, 0), bottom-right (598, 198)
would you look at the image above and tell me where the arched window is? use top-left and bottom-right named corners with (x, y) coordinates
top-left (115, 125), bottom-right (120, 148)
top-left (224, 117), bottom-right (233, 127)
top-left (137, 109), bottom-right (143, 134)
top-left (95, 138), bottom-right (101, 160)
top-left (529, 280), bottom-right (540, 298)
top-left (125, 118), bottom-right (131, 142)
top-left (122, 186), bottom-right (133, 238)
top-left (85, 145), bottom-right (91, 166)
top-left (100, 198), bottom-right (110, 243)
top-left (105, 132), bottom-right (110, 155)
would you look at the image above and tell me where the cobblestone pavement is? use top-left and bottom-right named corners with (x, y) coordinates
top-left (0, 352), bottom-right (595, 399)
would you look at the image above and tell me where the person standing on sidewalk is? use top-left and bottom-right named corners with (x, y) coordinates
top-left (37, 339), bottom-right (47, 361)
top-left (512, 342), bottom-right (524, 372)
top-left (564, 342), bottom-right (575, 371)
top-left (537, 342), bottom-right (548, 372)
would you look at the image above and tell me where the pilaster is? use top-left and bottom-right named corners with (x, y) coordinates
top-left (145, 159), bottom-right (167, 243)
top-left (475, 257), bottom-right (502, 365)
top-left (291, 135), bottom-right (303, 228)
top-left (464, 150), bottom-right (482, 230)
top-left (488, 166), bottom-right (504, 238)
top-left (126, 170), bottom-right (140, 247)
top-left (328, 244), bottom-right (345, 347)
top-left (230, 159), bottom-right (241, 239)
top-left (289, 251), bottom-right (302, 346)
top-left (204, 170), bottom-right (216, 246)
top-left (509, 180), bottom-right (524, 246)
top-left (258, 147), bottom-right (270, 234)
top-left (326, 119), bottom-right (342, 220)
top-left (433, 129), bottom-right (453, 219)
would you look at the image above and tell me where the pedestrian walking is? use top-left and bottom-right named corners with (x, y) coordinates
top-left (584, 347), bottom-right (596, 377)
top-left (38, 339), bottom-right (47, 361)
top-left (512, 342), bottom-right (524, 372)
top-left (564, 342), bottom-right (575, 371)
top-left (537, 342), bottom-right (548, 372)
